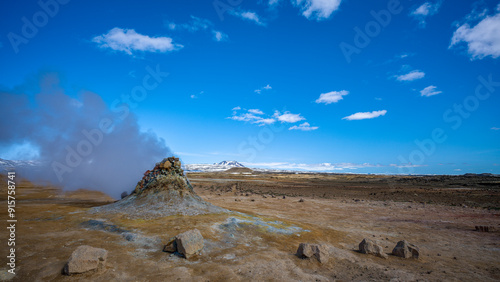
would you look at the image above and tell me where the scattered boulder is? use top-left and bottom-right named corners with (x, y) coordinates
top-left (120, 191), bottom-right (128, 199)
top-left (164, 229), bottom-right (204, 259)
top-left (63, 245), bottom-right (108, 275)
top-left (299, 198), bottom-right (305, 202)
top-left (392, 240), bottom-right (420, 259)
top-left (296, 243), bottom-right (329, 263)
top-left (358, 238), bottom-right (387, 259)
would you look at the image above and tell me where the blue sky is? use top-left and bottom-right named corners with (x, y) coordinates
top-left (1, 0), bottom-right (499, 175)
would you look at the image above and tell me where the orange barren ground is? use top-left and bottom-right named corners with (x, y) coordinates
top-left (0, 172), bottom-right (499, 281)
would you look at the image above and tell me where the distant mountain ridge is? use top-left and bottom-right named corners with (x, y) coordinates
top-left (184, 160), bottom-right (246, 172)
top-left (0, 158), bottom-right (41, 171)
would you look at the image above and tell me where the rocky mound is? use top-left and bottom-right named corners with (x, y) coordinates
top-left (92, 157), bottom-right (227, 218)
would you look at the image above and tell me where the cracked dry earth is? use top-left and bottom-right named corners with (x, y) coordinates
top-left (0, 173), bottom-right (499, 281)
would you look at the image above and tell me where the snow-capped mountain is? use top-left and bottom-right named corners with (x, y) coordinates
top-left (184, 160), bottom-right (246, 172)
top-left (215, 161), bottom-right (245, 167)
top-left (0, 158), bottom-right (42, 171)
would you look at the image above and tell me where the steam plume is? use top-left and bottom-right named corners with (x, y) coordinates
top-left (0, 72), bottom-right (171, 199)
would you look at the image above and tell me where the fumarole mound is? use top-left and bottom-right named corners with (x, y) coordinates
top-left (92, 157), bottom-right (227, 218)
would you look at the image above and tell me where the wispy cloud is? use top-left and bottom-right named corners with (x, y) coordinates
top-left (289, 122), bottom-right (318, 131)
top-left (293, 0), bottom-right (342, 20)
top-left (213, 30), bottom-right (228, 42)
top-left (190, 91), bottom-right (204, 99)
top-left (248, 109), bottom-right (264, 115)
top-left (229, 10), bottom-right (266, 26)
top-left (450, 5), bottom-right (500, 60)
top-left (315, 90), bottom-right (349, 104)
top-left (92, 28), bottom-right (183, 55)
top-left (420, 85), bottom-right (442, 97)
top-left (255, 84), bottom-right (272, 94)
top-left (269, 0), bottom-right (281, 7)
top-left (342, 110), bottom-right (387, 121)
top-left (166, 16), bottom-right (228, 42)
top-left (273, 111), bottom-right (305, 123)
top-left (396, 70), bottom-right (425, 81)
top-left (228, 108), bottom-right (276, 126)
top-left (410, 1), bottom-right (442, 28)
top-left (492, 127), bottom-right (500, 130)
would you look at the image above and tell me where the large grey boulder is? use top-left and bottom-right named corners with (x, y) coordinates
top-left (167, 229), bottom-right (204, 259)
top-left (296, 243), bottom-right (329, 263)
top-left (63, 245), bottom-right (108, 275)
top-left (359, 238), bottom-right (388, 259)
top-left (392, 240), bottom-right (420, 259)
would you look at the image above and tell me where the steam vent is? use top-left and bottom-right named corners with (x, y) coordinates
top-left (93, 157), bottom-right (227, 218)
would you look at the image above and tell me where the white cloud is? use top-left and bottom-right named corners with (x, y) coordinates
top-left (410, 1), bottom-right (442, 27)
top-left (248, 109), bottom-right (264, 115)
top-left (254, 118), bottom-right (276, 125)
top-left (273, 111), bottom-right (305, 123)
top-left (342, 110), bottom-right (387, 121)
top-left (396, 70), bottom-right (425, 81)
top-left (269, 0), bottom-right (281, 7)
top-left (228, 113), bottom-right (262, 122)
top-left (255, 84), bottom-right (272, 94)
top-left (293, 0), bottom-right (342, 20)
top-left (289, 122), bottom-right (319, 131)
top-left (92, 28), bottom-right (182, 55)
top-left (166, 16), bottom-right (228, 42)
top-left (228, 108), bottom-right (276, 126)
top-left (213, 30), bottom-right (228, 42)
top-left (230, 108), bottom-right (312, 127)
top-left (241, 161), bottom-right (384, 171)
top-left (315, 90), bottom-right (349, 104)
top-left (450, 9), bottom-right (500, 59)
top-left (420, 85), bottom-right (442, 97)
top-left (190, 91), bottom-right (204, 99)
top-left (492, 127), bottom-right (500, 130)
top-left (229, 10), bottom-right (265, 26)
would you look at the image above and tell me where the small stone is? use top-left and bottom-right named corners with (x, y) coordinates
top-left (63, 245), bottom-right (108, 275)
top-left (175, 229), bottom-right (204, 259)
top-left (392, 240), bottom-right (420, 259)
top-left (296, 243), bottom-right (329, 263)
top-left (298, 198), bottom-right (305, 202)
top-left (358, 238), bottom-right (388, 259)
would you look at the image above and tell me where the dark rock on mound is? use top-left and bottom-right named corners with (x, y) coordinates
top-left (91, 157), bottom-right (227, 218)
